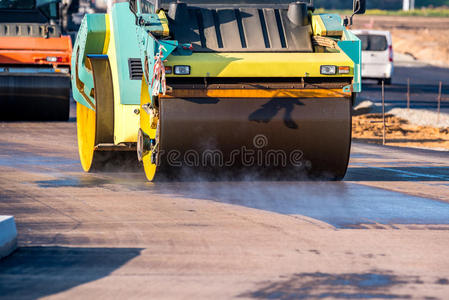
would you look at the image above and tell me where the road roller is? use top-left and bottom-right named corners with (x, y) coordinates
top-left (0, 0), bottom-right (72, 121)
top-left (72, 0), bottom-right (365, 180)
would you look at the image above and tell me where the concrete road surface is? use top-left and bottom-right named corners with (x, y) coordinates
top-left (1, 119), bottom-right (449, 299)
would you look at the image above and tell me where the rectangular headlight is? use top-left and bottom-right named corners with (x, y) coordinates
top-left (320, 65), bottom-right (337, 75)
top-left (174, 65), bottom-right (190, 75)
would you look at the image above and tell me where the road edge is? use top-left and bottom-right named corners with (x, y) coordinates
top-left (0, 216), bottom-right (17, 259)
top-left (352, 140), bottom-right (449, 157)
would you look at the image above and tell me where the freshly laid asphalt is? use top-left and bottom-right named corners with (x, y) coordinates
top-left (0, 114), bottom-right (449, 299)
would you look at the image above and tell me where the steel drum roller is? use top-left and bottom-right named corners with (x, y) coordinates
top-left (142, 96), bottom-right (351, 180)
top-left (0, 74), bottom-right (70, 121)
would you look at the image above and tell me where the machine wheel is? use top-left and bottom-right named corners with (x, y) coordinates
top-left (77, 102), bottom-right (136, 172)
top-left (138, 94), bottom-right (351, 181)
top-left (52, 94), bottom-right (70, 121)
top-left (77, 102), bottom-right (107, 171)
top-left (44, 88), bottom-right (70, 121)
top-left (139, 77), bottom-right (159, 181)
top-left (0, 75), bottom-right (70, 121)
top-left (77, 56), bottom-right (136, 172)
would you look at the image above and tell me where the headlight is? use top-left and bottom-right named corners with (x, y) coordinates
top-left (174, 65), bottom-right (191, 75)
top-left (320, 65), bottom-right (337, 75)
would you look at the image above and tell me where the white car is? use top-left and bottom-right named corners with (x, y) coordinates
top-left (352, 30), bottom-right (394, 85)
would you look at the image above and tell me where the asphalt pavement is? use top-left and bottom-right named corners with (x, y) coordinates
top-left (0, 117), bottom-right (449, 299)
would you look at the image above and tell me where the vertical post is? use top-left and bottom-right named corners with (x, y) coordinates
top-left (437, 81), bottom-right (442, 125)
top-left (407, 78), bottom-right (410, 110)
top-left (382, 80), bottom-right (386, 145)
top-left (403, 0), bottom-right (410, 11)
top-left (155, 0), bottom-right (161, 11)
top-left (403, 0), bottom-right (414, 11)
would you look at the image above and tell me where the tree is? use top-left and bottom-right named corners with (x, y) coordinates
top-left (313, 0), bottom-right (449, 9)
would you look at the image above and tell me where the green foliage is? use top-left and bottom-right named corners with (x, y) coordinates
top-left (314, 0), bottom-right (402, 10)
top-left (314, 0), bottom-right (449, 10)
top-left (315, 8), bottom-right (449, 17)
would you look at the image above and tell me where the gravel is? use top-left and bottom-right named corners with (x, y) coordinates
top-left (353, 100), bottom-right (449, 128)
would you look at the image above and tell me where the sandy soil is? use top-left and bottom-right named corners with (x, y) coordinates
top-left (353, 113), bottom-right (449, 150)
top-left (353, 15), bottom-right (449, 67)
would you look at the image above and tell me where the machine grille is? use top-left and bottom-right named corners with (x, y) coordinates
top-left (0, 23), bottom-right (60, 38)
top-left (167, 4), bottom-right (313, 52)
top-left (128, 58), bottom-right (143, 80)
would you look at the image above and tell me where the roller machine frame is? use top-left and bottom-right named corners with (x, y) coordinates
top-left (72, 0), bottom-right (365, 180)
top-left (0, 0), bottom-right (72, 121)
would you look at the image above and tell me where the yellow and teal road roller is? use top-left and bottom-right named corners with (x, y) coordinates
top-left (72, 0), bottom-right (365, 181)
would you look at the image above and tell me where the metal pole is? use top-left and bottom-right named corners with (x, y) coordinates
top-left (382, 80), bottom-right (386, 145)
top-left (403, 0), bottom-right (410, 11)
top-left (403, 0), bottom-right (415, 11)
top-left (407, 78), bottom-right (410, 110)
top-left (437, 81), bottom-right (442, 125)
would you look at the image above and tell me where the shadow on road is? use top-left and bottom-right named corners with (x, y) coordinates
top-left (0, 246), bottom-right (143, 299)
top-left (238, 272), bottom-right (428, 299)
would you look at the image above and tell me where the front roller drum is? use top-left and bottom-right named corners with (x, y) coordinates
top-left (77, 56), bottom-right (137, 172)
top-left (77, 102), bottom-right (137, 172)
top-left (140, 96), bottom-right (352, 181)
top-left (77, 102), bottom-right (108, 171)
top-left (0, 74), bottom-right (70, 121)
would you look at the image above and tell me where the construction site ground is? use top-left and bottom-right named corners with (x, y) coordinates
top-left (352, 15), bottom-right (449, 152)
top-left (354, 15), bottom-right (449, 67)
top-left (352, 112), bottom-right (449, 151)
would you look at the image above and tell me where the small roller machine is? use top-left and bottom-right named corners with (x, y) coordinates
top-left (0, 0), bottom-right (72, 121)
top-left (72, 0), bottom-right (365, 180)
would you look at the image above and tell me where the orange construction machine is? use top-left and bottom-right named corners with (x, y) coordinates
top-left (0, 0), bottom-right (72, 120)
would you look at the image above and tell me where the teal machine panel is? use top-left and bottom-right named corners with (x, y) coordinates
top-left (313, 13), bottom-right (362, 93)
top-left (71, 14), bottom-right (107, 109)
top-left (318, 13), bottom-right (345, 34)
top-left (339, 29), bottom-right (362, 93)
top-left (111, 2), bottom-right (143, 105)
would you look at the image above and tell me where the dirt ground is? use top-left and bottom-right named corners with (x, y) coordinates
top-left (353, 114), bottom-right (449, 150)
top-left (353, 15), bottom-right (449, 67)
